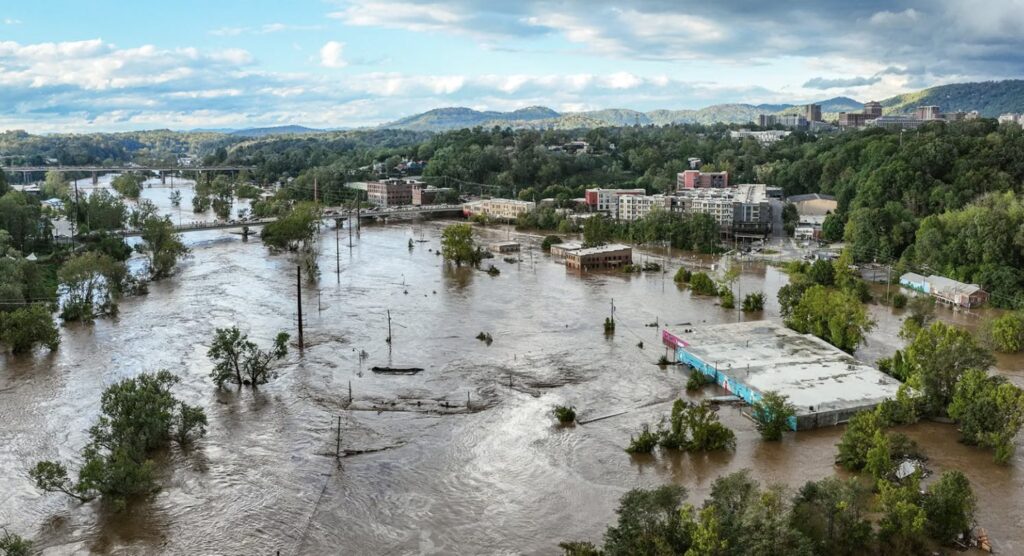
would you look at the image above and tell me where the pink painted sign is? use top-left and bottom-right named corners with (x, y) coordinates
top-left (662, 329), bottom-right (689, 348)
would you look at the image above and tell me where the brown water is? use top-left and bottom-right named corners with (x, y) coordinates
top-left (1, 220), bottom-right (1022, 555)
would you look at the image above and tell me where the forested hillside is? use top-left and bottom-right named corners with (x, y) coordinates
top-left (882, 80), bottom-right (1024, 116)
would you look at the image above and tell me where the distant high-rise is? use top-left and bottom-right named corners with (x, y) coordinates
top-left (915, 105), bottom-right (941, 120)
top-left (805, 104), bottom-right (822, 122)
top-left (863, 101), bottom-right (883, 118)
top-left (758, 114), bottom-right (778, 127)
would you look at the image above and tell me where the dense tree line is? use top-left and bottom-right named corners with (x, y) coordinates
top-left (562, 467), bottom-right (976, 556)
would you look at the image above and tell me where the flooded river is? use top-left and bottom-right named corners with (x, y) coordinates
top-left (1, 208), bottom-right (1022, 554)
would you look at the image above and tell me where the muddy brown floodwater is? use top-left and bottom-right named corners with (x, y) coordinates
top-left (1, 218), bottom-right (1022, 555)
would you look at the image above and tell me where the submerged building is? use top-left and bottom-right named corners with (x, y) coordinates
top-left (662, 321), bottom-right (900, 430)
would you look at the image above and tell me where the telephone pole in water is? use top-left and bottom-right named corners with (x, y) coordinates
top-left (297, 265), bottom-right (304, 350)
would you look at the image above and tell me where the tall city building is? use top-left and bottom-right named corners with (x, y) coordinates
top-left (805, 103), bottom-right (822, 122)
top-left (863, 101), bottom-right (883, 118)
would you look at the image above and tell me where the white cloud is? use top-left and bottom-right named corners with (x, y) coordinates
top-left (3, 17), bottom-right (21, 25)
top-left (319, 41), bottom-right (347, 68)
top-left (0, 39), bottom-right (253, 90)
top-left (330, 2), bottom-right (465, 33)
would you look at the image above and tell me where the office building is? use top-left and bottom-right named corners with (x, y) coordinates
top-left (805, 103), bottom-right (822, 122)
top-left (915, 105), bottom-right (941, 121)
top-left (677, 170), bottom-right (729, 190)
top-left (863, 101), bottom-right (883, 118)
top-left (367, 178), bottom-right (417, 207)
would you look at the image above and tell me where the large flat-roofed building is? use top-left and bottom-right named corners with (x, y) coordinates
top-left (677, 169), bottom-right (729, 190)
top-left (549, 241), bottom-right (582, 258)
top-left (787, 193), bottom-right (837, 216)
top-left (584, 188), bottom-right (645, 215)
top-left (663, 321), bottom-right (901, 430)
top-left (462, 198), bottom-right (535, 221)
top-left (730, 129), bottom-right (791, 145)
top-left (672, 184), bottom-right (772, 239)
top-left (367, 178), bottom-right (417, 207)
top-left (565, 244), bottom-right (632, 272)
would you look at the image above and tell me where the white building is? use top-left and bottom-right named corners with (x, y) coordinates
top-left (999, 113), bottom-right (1022, 126)
top-left (729, 129), bottom-right (792, 145)
top-left (584, 188), bottom-right (645, 216)
top-left (462, 198), bottom-right (535, 220)
top-left (617, 194), bottom-right (666, 221)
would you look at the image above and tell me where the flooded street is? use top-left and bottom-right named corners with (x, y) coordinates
top-left (1, 215), bottom-right (1022, 555)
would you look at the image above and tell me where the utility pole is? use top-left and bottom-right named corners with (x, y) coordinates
top-left (335, 415), bottom-right (342, 461)
top-left (297, 265), bottom-right (304, 350)
top-left (886, 262), bottom-right (892, 303)
top-left (314, 177), bottom-right (318, 204)
top-left (335, 220), bottom-right (341, 279)
top-left (386, 309), bottom-right (392, 344)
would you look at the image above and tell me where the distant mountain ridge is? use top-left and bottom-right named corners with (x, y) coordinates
top-left (378, 80), bottom-right (1024, 131)
top-left (380, 97), bottom-right (863, 131)
top-left (229, 125), bottom-right (326, 137)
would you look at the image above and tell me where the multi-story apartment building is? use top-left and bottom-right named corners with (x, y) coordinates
top-left (367, 178), bottom-right (417, 207)
top-left (462, 198), bottom-right (535, 221)
top-left (676, 170), bottom-right (729, 190)
top-left (671, 184), bottom-right (772, 239)
top-left (758, 114), bottom-right (778, 127)
top-left (584, 188), bottom-right (645, 215)
top-left (617, 194), bottom-right (668, 221)
top-left (779, 114), bottom-right (809, 129)
top-left (863, 101), bottom-right (883, 118)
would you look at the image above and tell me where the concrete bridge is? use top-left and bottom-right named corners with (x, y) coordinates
top-left (2, 165), bottom-right (254, 185)
top-left (111, 204), bottom-right (464, 238)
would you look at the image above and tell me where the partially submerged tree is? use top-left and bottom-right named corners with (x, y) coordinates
top-left (30, 371), bottom-right (205, 510)
top-left (136, 215), bottom-right (188, 279)
top-left (948, 369), bottom-right (1024, 464)
top-left (0, 529), bottom-right (32, 556)
top-left (785, 285), bottom-right (874, 352)
top-left (440, 223), bottom-right (482, 267)
top-left (752, 391), bottom-right (796, 441)
top-left (207, 326), bottom-right (290, 388)
top-left (58, 251), bottom-right (127, 321)
top-left (904, 321), bottom-right (994, 416)
top-left (924, 470), bottom-right (976, 545)
top-left (111, 173), bottom-right (143, 199)
top-left (0, 304), bottom-right (59, 354)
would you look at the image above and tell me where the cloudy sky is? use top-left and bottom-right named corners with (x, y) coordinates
top-left (1, 0), bottom-right (1022, 132)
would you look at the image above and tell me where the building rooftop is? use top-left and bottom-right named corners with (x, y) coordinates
top-left (927, 275), bottom-right (983, 295)
top-left (571, 243), bottom-right (632, 256)
top-left (669, 320), bottom-right (900, 416)
top-left (787, 193), bottom-right (836, 203)
top-left (900, 272), bottom-right (926, 283)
